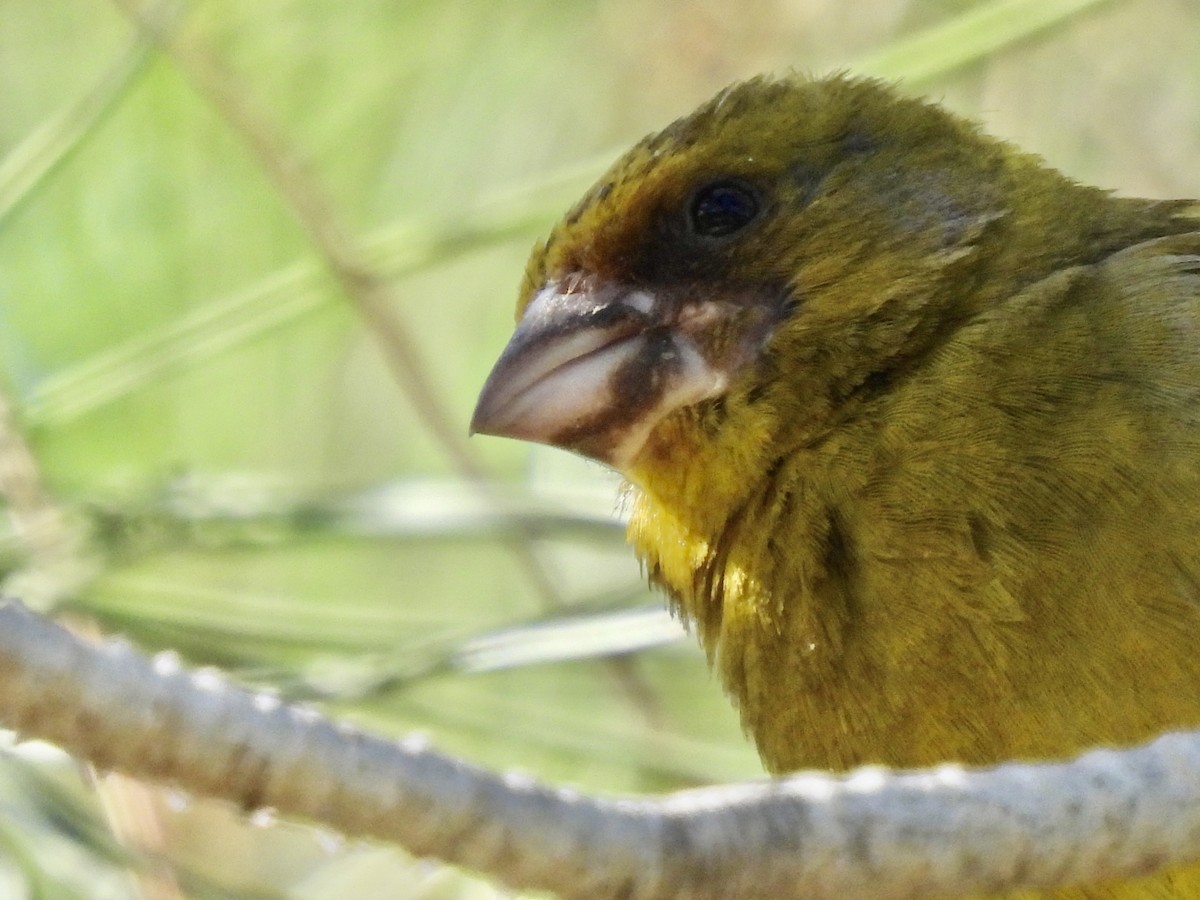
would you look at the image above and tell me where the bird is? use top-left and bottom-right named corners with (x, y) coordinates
top-left (471, 73), bottom-right (1200, 896)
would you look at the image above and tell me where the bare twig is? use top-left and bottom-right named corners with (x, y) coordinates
top-left (1, 597), bottom-right (1198, 900)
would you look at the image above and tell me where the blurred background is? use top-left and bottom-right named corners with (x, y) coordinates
top-left (0, 0), bottom-right (1197, 896)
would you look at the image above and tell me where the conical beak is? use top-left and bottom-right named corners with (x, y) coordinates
top-left (471, 280), bottom-right (729, 469)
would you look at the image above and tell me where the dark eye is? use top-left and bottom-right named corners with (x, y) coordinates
top-left (689, 181), bottom-right (760, 238)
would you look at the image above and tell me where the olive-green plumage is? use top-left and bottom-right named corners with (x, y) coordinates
top-left (473, 74), bottom-right (1200, 897)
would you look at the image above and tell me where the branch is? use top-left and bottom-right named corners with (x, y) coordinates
top-left (2, 598), bottom-right (1198, 899)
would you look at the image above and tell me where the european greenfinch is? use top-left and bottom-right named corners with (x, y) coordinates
top-left (472, 74), bottom-right (1200, 897)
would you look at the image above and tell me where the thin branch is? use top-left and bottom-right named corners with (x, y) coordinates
top-left (104, 0), bottom-right (476, 490)
top-left (1, 598), bottom-right (1197, 899)
top-left (22, 198), bottom-right (562, 428)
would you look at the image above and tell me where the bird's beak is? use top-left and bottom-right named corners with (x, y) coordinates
top-left (471, 279), bottom-right (776, 470)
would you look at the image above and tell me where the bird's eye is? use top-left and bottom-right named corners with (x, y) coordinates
top-left (689, 181), bottom-right (760, 238)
